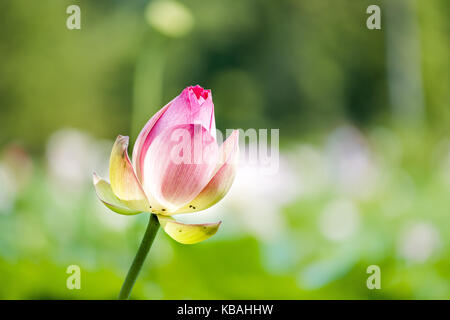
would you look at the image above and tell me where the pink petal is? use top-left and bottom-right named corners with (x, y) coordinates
top-left (133, 86), bottom-right (216, 182)
top-left (149, 86), bottom-right (216, 142)
top-left (142, 124), bottom-right (219, 213)
top-left (109, 135), bottom-right (150, 211)
top-left (175, 130), bottom-right (239, 213)
top-left (132, 102), bottom-right (172, 181)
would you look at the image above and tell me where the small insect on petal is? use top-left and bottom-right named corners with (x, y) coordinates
top-left (175, 130), bottom-right (239, 214)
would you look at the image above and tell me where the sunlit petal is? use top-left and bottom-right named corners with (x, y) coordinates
top-left (158, 215), bottom-right (221, 244)
top-left (110, 135), bottom-right (150, 211)
top-left (142, 124), bottom-right (219, 213)
top-left (176, 130), bottom-right (239, 213)
top-left (132, 102), bottom-right (171, 180)
top-left (132, 86), bottom-right (216, 182)
top-left (93, 173), bottom-right (142, 215)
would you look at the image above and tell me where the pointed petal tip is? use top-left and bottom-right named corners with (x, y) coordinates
top-left (93, 172), bottom-right (100, 184)
top-left (116, 135), bottom-right (129, 145)
top-left (109, 134), bottom-right (149, 211)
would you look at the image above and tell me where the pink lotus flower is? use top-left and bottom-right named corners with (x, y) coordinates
top-left (93, 85), bottom-right (239, 244)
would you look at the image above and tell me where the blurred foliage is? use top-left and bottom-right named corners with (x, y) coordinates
top-left (0, 0), bottom-right (449, 299)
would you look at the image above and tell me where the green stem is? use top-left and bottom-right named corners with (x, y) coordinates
top-left (118, 213), bottom-right (160, 300)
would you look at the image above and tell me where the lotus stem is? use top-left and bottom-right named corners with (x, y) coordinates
top-left (118, 213), bottom-right (160, 300)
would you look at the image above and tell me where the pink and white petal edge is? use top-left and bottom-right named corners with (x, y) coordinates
top-left (132, 103), bottom-right (172, 180)
top-left (109, 135), bottom-right (150, 212)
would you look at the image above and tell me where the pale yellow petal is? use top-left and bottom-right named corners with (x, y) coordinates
top-left (93, 173), bottom-right (142, 215)
top-left (158, 215), bottom-right (221, 244)
top-left (109, 135), bottom-right (150, 212)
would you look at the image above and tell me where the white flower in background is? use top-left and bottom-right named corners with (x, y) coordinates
top-left (318, 199), bottom-right (360, 242)
top-left (192, 149), bottom-right (298, 242)
top-left (45, 129), bottom-right (114, 238)
top-left (46, 129), bottom-right (110, 191)
top-left (397, 222), bottom-right (441, 263)
top-left (325, 125), bottom-right (379, 199)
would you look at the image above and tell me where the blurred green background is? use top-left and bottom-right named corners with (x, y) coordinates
top-left (0, 0), bottom-right (449, 299)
